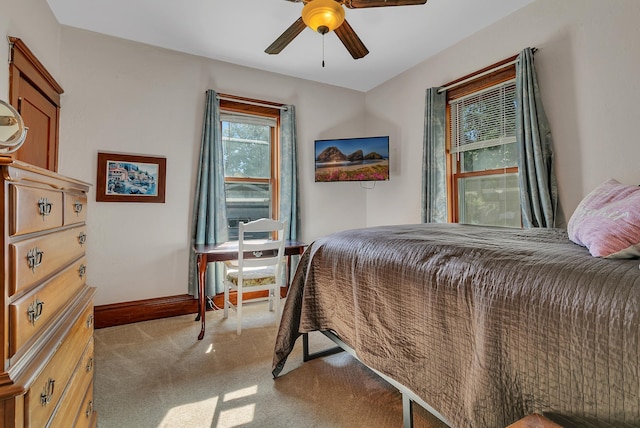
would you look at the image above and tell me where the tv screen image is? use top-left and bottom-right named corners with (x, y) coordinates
top-left (314, 136), bottom-right (389, 182)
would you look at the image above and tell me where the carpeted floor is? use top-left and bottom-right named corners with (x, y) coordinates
top-left (94, 303), bottom-right (449, 428)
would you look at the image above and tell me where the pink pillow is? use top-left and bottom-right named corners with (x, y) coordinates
top-left (567, 179), bottom-right (640, 258)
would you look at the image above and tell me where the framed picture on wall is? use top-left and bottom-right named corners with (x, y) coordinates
top-left (96, 152), bottom-right (166, 203)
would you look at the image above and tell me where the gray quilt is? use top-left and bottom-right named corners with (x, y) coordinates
top-left (272, 224), bottom-right (640, 427)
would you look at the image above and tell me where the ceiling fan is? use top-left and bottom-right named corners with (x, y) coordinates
top-left (265, 0), bottom-right (428, 60)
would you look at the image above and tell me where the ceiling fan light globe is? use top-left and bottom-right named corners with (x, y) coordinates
top-left (302, 0), bottom-right (345, 34)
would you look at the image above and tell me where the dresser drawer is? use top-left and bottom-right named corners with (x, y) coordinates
top-left (25, 302), bottom-right (94, 428)
top-left (9, 257), bottom-right (88, 358)
top-left (63, 191), bottom-right (87, 226)
top-left (75, 381), bottom-right (96, 428)
top-left (9, 184), bottom-right (63, 236)
top-left (49, 339), bottom-right (94, 428)
top-left (9, 226), bottom-right (87, 297)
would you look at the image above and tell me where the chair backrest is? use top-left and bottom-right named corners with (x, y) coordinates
top-left (237, 218), bottom-right (287, 277)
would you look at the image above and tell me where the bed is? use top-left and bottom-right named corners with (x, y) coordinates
top-left (272, 223), bottom-right (640, 427)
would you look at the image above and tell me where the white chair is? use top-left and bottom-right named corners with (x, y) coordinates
top-left (223, 218), bottom-right (287, 335)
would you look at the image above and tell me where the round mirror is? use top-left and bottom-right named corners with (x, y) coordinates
top-left (0, 100), bottom-right (28, 154)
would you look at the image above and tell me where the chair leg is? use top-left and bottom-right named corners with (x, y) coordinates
top-left (268, 287), bottom-right (274, 312)
top-left (223, 282), bottom-right (229, 319)
top-left (236, 285), bottom-right (243, 335)
top-left (274, 286), bottom-right (280, 324)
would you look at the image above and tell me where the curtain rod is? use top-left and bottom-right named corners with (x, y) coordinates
top-left (438, 48), bottom-right (537, 94)
top-left (216, 95), bottom-right (288, 111)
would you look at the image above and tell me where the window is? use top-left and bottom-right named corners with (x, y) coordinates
top-left (446, 60), bottom-right (521, 227)
top-left (219, 96), bottom-right (282, 240)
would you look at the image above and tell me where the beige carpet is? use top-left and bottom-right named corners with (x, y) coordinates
top-left (94, 303), bottom-right (449, 428)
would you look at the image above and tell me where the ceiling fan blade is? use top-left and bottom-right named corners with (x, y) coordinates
top-left (345, 0), bottom-right (427, 8)
top-left (265, 17), bottom-right (307, 55)
top-left (334, 19), bottom-right (369, 59)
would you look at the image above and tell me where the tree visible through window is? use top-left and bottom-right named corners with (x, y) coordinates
top-left (223, 122), bottom-right (271, 178)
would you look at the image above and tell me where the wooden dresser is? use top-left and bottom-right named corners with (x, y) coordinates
top-left (0, 158), bottom-right (97, 427)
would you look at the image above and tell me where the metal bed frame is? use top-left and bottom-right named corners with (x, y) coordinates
top-left (302, 331), bottom-right (451, 428)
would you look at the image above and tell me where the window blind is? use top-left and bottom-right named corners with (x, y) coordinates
top-left (450, 79), bottom-right (516, 154)
top-left (221, 112), bottom-right (277, 128)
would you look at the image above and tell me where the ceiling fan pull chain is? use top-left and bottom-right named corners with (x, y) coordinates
top-left (322, 34), bottom-right (325, 68)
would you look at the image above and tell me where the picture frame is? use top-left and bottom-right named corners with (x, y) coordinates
top-left (96, 152), bottom-right (166, 203)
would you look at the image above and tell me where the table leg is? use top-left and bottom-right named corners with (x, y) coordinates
top-left (283, 254), bottom-right (292, 298)
top-left (197, 253), bottom-right (207, 340)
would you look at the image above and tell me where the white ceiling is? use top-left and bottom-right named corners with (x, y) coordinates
top-left (46, 0), bottom-right (534, 92)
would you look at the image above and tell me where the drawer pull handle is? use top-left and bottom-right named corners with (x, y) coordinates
top-left (86, 356), bottom-right (94, 373)
top-left (27, 298), bottom-right (45, 325)
top-left (86, 314), bottom-right (94, 329)
top-left (78, 232), bottom-right (87, 246)
top-left (27, 247), bottom-right (44, 272)
top-left (38, 197), bottom-right (53, 219)
top-left (85, 399), bottom-right (94, 418)
top-left (40, 378), bottom-right (55, 406)
top-left (74, 201), bottom-right (84, 214)
top-left (78, 264), bottom-right (87, 278)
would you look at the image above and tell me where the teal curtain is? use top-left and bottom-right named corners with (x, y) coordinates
top-left (188, 90), bottom-right (228, 297)
top-left (516, 48), bottom-right (559, 228)
top-left (279, 105), bottom-right (300, 241)
top-left (279, 105), bottom-right (301, 277)
top-left (421, 87), bottom-right (447, 223)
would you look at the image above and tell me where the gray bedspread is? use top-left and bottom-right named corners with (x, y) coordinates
top-left (272, 223), bottom-right (640, 427)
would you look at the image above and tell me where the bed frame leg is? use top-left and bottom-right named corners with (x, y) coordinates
top-left (302, 332), bottom-right (310, 361)
top-left (402, 393), bottom-right (414, 428)
top-left (302, 332), bottom-right (344, 362)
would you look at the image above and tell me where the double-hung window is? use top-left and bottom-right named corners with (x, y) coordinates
top-left (220, 97), bottom-right (281, 240)
top-left (447, 63), bottom-right (521, 227)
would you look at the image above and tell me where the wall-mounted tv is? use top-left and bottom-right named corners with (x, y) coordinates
top-left (314, 135), bottom-right (389, 182)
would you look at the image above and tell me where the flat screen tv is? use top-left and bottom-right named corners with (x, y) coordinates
top-left (314, 135), bottom-right (389, 182)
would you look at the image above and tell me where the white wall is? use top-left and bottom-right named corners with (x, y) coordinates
top-left (5, 0), bottom-right (640, 306)
top-left (366, 0), bottom-right (640, 228)
top-left (0, 0), bottom-right (61, 101)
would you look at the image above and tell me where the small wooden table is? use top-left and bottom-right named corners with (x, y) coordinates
top-left (193, 240), bottom-right (308, 340)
